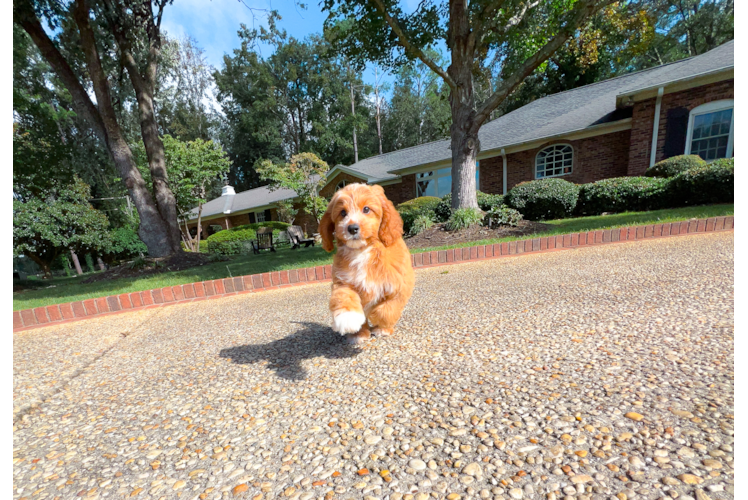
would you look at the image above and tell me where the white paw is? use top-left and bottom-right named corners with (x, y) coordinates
top-left (332, 310), bottom-right (366, 334)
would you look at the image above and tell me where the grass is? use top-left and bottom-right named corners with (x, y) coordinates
top-left (14, 204), bottom-right (733, 311)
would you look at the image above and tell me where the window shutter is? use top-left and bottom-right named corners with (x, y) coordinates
top-left (248, 212), bottom-right (256, 224)
top-left (662, 107), bottom-right (690, 159)
top-left (264, 209), bottom-right (272, 221)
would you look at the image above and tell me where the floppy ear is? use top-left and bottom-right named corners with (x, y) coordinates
top-left (319, 206), bottom-right (336, 252)
top-left (377, 192), bottom-right (403, 247)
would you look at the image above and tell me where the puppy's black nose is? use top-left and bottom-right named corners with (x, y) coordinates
top-left (347, 224), bottom-right (360, 235)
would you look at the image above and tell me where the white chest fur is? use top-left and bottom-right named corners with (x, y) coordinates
top-left (336, 247), bottom-right (392, 306)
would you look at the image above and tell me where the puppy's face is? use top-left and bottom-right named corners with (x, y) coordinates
top-left (319, 183), bottom-right (403, 252)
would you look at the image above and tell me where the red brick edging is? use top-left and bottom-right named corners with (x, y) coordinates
top-left (13, 216), bottom-right (734, 333)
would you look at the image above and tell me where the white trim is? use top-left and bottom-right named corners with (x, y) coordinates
top-left (535, 144), bottom-right (574, 179)
top-left (684, 99), bottom-right (734, 159)
top-left (616, 66), bottom-right (734, 105)
top-left (650, 87), bottom-right (665, 167)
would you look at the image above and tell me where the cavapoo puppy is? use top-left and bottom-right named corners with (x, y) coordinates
top-left (319, 183), bottom-right (415, 343)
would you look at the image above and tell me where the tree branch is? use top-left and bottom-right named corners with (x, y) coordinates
top-left (471, 0), bottom-right (508, 41)
top-left (14, 0), bottom-right (108, 145)
top-left (471, 0), bottom-right (612, 131)
top-left (368, 0), bottom-right (457, 90)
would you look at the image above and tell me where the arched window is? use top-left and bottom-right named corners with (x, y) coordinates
top-left (685, 99), bottom-right (734, 161)
top-left (336, 180), bottom-right (348, 191)
top-left (536, 144), bottom-right (573, 179)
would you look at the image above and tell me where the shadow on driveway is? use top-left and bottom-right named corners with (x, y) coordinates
top-left (218, 322), bottom-right (362, 380)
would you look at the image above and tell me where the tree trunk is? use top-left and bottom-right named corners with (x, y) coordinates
top-left (374, 66), bottom-right (383, 155)
top-left (195, 204), bottom-right (204, 252)
top-left (70, 249), bottom-right (83, 275)
top-left (96, 256), bottom-right (107, 271)
top-left (349, 67), bottom-right (359, 163)
top-left (446, 0), bottom-right (479, 210)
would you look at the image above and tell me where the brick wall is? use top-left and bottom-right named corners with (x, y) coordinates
top-left (383, 177), bottom-right (413, 206)
top-left (479, 131), bottom-right (632, 194)
top-left (628, 80), bottom-right (734, 176)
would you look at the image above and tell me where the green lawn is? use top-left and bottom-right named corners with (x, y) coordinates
top-left (14, 204), bottom-right (733, 311)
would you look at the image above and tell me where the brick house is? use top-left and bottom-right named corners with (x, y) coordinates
top-left (187, 41), bottom-right (733, 236)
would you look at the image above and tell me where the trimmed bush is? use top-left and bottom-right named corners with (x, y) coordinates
top-left (646, 154), bottom-right (706, 178)
top-left (409, 214), bottom-right (435, 236)
top-left (445, 208), bottom-right (483, 231)
top-left (483, 205), bottom-right (523, 228)
top-left (505, 178), bottom-right (579, 220)
top-left (206, 221), bottom-right (291, 255)
top-left (576, 177), bottom-right (671, 215)
top-left (669, 158), bottom-right (734, 205)
top-left (397, 196), bottom-right (441, 234)
top-left (434, 191), bottom-right (503, 221)
top-left (477, 192), bottom-right (504, 211)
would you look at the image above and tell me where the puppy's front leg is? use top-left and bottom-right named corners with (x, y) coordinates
top-left (330, 284), bottom-right (366, 335)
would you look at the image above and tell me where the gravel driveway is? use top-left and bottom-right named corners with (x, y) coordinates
top-left (13, 232), bottom-right (734, 500)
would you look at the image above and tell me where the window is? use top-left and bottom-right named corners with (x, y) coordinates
top-left (686, 100), bottom-right (734, 161)
top-left (336, 179), bottom-right (348, 191)
top-left (536, 144), bottom-right (573, 179)
top-left (256, 211), bottom-right (266, 223)
top-left (416, 163), bottom-right (480, 198)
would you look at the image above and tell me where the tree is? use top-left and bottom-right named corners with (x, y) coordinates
top-left (13, 177), bottom-right (111, 277)
top-left (256, 153), bottom-right (330, 224)
top-left (14, 0), bottom-right (182, 257)
top-left (324, 0), bottom-right (617, 209)
top-left (161, 135), bottom-right (231, 252)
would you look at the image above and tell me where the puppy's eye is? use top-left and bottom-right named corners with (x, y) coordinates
top-left (363, 206), bottom-right (370, 214)
top-left (340, 210), bottom-right (347, 218)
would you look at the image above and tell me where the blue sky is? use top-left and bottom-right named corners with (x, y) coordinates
top-left (160, 0), bottom-right (403, 90)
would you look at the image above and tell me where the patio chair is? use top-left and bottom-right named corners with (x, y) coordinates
top-left (251, 227), bottom-right (276, 254)
top-left (287, 225), bottom-right (315, 250)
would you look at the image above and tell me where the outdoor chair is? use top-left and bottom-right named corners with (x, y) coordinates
top-left (287, 225), bottom-right (315, 250)
top-left (251, 227), bottom-right (276, 254)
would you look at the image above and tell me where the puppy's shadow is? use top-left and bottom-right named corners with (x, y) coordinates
top-left (218, 322), bottom-right (362, 380)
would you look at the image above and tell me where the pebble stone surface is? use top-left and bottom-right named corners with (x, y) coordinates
top-left (13, 232), bottom-right (734, 500)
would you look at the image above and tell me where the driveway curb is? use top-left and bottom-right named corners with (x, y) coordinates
top-left (13, 216), bottom-right (733, 333)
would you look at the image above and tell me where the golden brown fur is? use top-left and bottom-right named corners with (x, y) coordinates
top-left (319, 183), bottom-right (415, 343)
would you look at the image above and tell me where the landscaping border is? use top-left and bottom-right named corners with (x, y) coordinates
top-left (13, 216), bottom-right (734, 333)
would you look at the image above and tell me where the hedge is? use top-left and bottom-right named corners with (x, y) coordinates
top-left (576, 177), bottom-right (671, 215)
top-left (433, 191), bottom-right (504, 222)
top-left (645, 154), bottom-right (705, 178)
top-left (669, 158), bottom-right (734, 205)
top-left (505, 178), bottom-right (579, 220)
top-left (206, 221), bottom-right (291, 255)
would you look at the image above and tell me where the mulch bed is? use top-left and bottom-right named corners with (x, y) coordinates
top-left (405, 220), bottom-right (553, 249)
top-left (82, 252), bottom-right (217, 283)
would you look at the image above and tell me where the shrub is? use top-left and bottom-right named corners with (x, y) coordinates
top-left (505, 178), bottom-right (579, 220)
top-left (483, 206), bottom-right (523, 228)
top-left (409, 214), bottom-right (434, 236)
top-left (477, 192), bottom-right (504, 211)
top-left (434, 191), bottom-right (502, 221)
top-left (669, 158), bottom-right (734, 205)
top-left (576, 177), bottom-right (671, 215)
top-left (206, 221), bottom-right (291, 255)
top-left (397, 196), bottom-right (441, 234)
top-left (646, 154), bottom-right (706, 178)
top-left (445, 208), bottom-right (483, 231)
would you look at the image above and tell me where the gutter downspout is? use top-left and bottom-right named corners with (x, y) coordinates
top-left (501, 148), bottom-right (508, 195)
top-left (650, 87), bottom-right (665, 168)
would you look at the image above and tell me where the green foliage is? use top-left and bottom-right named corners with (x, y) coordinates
top-left (576, 177), bottom-right (672, 215)
top-left (445, 208), bottom-right (483, 231)
top-left (505, 179), bottom-right (580, 220)
top-left (645, 154), bottom-right (706, 178)
top-left (397, 196), bottom-right (441, 234)
top-left (484, 206), bottom-right (523, 228)
top-left (205, 222), bottom-right (292, 255)
top-left (669, 158), bottom-right (734, 205)
top-left (409, 214), bottom-right (435, 236)
top-left (84, 253), bottom-right (95, 273)
top-left (108, 226), bottom-right (148, 259)
top-left (477, 192), bottom-right (505, 211)
top-left (275, 200), bottom-right (298, 224)
top-left (434, 194), bottom-right (453, 222)
top-left (256, 152), bottom-right (329, 223)
top-left (13, 177), bottom-right (111, 276)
